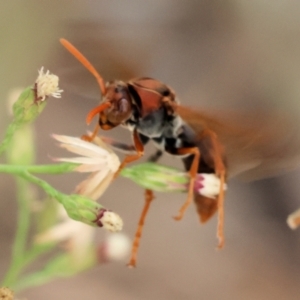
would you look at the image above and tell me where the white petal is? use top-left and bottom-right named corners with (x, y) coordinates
top-left (60, 143), bottom-right (109, 159)
top-left (90, 134), bottom-right (115, 154)
top-left (76, 169), bottom-right (109, 198)
top-left (56, 156), bottom-right (107, 166)
top-left (107, 153), bottom-right (121, 172)
top-left (89, 171), bottom-right (115, 200)
top-left (53, 134), bottom-right (109, 157)
top-left (75, 163), bottom-right (109, 173)
top-left (35, 219), bottom-right (82, 243)
top-left (76, 171), bottom-right (114, 200)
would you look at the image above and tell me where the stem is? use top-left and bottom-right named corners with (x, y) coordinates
top-left (0, 168), bottom-right (76, 287)
top-left (0, 163), bottom-right (76, 175)
top-left (1, 178), bottom-right (32, 286)
top-left (18, 171), bottom-right (63, 201)
top-left (0, 121), bottom-right (20, 155)
top-left (13, 270), bottom-right (56, 292)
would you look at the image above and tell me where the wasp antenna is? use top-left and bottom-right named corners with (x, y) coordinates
top-left (60, 38), bottom-right (106, 95)
top-left (86, 102), bottom-right (112, 125)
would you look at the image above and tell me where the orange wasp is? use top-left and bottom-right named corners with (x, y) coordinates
top-left (60, 38), bottom-right (300, 267)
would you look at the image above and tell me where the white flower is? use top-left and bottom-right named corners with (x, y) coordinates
top-left (98, 233), bottom-right (131, 262)
top-left (287, 208), bottom-right (300, 230)
top-left (36, 67), bottom-right (63, 101)
top-left (194, 174), bottom-right (227, 199)
top-left (52, 134), bottom-right (120, 200)
top-left (35, 207), bottom-right (95, 262)
top-left (36, 135), bottom-right (122, 262)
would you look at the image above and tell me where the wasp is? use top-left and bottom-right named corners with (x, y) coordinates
top-left (60, 38), bottom-right (300, 267)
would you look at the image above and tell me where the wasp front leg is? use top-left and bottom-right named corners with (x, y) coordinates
top-left (113, 129), bottom-right (145, 179)
top-left (99, 136), bottom-right (138, 154)
top-left (81, 124), bottom-right (100, 142)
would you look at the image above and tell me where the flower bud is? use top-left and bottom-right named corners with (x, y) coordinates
top-left (12, 68), bottom-right (62, 125)
top-left (61, 194), bottom-right (123, 231)
top-left (12, 87), bottom-right (47, 125)
top-left (121, 162), bottom-right (189, 192)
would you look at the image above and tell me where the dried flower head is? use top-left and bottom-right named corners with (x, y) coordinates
top-left (95, 209), bottom-right (123, 232)
top-left (0, 287), bottom-right (14, 300)
top-left (35, 67), bottom-right (63, 101)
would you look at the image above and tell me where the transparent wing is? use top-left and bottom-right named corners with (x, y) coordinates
top-left (177, 105), bottom-right (300, 180)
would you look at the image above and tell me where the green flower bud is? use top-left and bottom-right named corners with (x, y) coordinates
top-left (12, 87), bottom-right (47, 125)
top-left (61, 194), bottom-right (123, 231)
top-left (121, 162), bottom-right (189, 192)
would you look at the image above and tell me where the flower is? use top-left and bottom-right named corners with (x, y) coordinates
top-left (95, 208), bottom-right (123, 232)
top-left (98, 233), bottom-right (131, 263)
top-left (39, 134), bottom-right (123, 263)
top-left (35, 67), bottom-right (63, 101)
top-left (0, 287), bottom-right (13, 300)
top-left (121, 162), bottom-right (227, 199)
top-left (35, 206), bottom-right (95, 261)
top-left (52, 134), bottom-right (120, 200)
top-left (194, 174), bottom-right (227, 199)
top-left (287, 208), bottom-right (300, 230)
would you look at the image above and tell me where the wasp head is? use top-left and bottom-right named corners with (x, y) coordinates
top-left (86, 81), bottom-right (132, 130)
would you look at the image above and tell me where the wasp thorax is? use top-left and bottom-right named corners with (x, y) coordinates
top-left (99, 81), bottom-right (132, 129)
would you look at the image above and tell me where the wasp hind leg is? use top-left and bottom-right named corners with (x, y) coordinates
top-left (128, 189), bottom-right (154, 267)
top-left (170, 147), bottom-right (201, 221)
top-left (199, 129), bottom-right (227, 248)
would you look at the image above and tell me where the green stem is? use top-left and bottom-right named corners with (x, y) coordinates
top-left (13, 270), bottom-right (57, 292)
top-left (0, 121), bottom-right (20, 155)
top-left (20, 243), bottom-right (56, 270)
top-left (18, 171), bottom-right (63, 201)
top-left (0, 162), bottom-right (76, 175)
top-left (0, 165), bottom-right (93, 288)
top-left (1, 177), bottom-right (31, 287)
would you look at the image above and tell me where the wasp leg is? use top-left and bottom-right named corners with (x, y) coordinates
top-left (81, 124), bottom-right (100, 142)
top-left (99, 136), bottom-right (137, 154)
top-left (148, 150), bottom-right (163, 163)
top-left (200, 129), bottom-right (227, 248)
top-left (113, 129), bottom-right (144, 179)
top-left (216, 170), bottom-right (226, 248)
top-left (128, 189), bottom-right (154, 267)
top-left (171, 147), bottom-right (201, 221)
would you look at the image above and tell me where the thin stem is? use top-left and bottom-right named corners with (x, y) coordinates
top-left (18, 171), bottom-right (62, 201)
top-left (1, 177), bottom-right (31, 287)
top-left (0, 163), bottom-right (76, 175)
top-left (0, 122), bottom-right (20, 155)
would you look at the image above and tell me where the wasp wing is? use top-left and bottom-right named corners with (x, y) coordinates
top-left (177, 105), bottom-right (300, 180)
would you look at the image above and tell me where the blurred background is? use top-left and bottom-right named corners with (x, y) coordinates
top-left (1, 1), bottom-right (300, 299)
